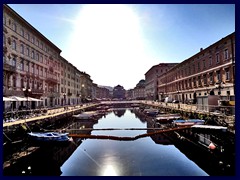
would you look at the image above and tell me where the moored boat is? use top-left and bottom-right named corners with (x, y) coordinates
top-left (172, 119), bottom-right (205, 127)
top-left (72, 111), bottom-right (99, 120)
top-left (155, 114), bottom-right (181, 123)
top-left (27, 132), bottom-right (70, 143)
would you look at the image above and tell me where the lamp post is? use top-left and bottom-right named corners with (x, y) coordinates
top-left (23, 87), bottom-right (31, 110)
top-left (81, 84), bottom-right (85, 103)
top-left (215, 81), bottom-right (225, 107)
top-left (215, 81), bottom-right (225, 97)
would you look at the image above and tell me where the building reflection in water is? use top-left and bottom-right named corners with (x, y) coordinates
top-left (3, 138), bottom-right (83, 176)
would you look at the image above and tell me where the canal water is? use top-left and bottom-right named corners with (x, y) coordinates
top-left (60, 109), bottom-right (208, 176)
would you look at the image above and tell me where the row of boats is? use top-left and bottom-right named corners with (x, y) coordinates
top-left (142, 108), bottom-right (205, 126)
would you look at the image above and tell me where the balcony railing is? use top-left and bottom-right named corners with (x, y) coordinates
top-left (31, 88), bottom-right (44, 95)
top-left (3, 87), bottom-right (23, 96)
top-left (3, 63), bottom-right (16, 73)
top-left (46, 77), bottom-right (58, 84)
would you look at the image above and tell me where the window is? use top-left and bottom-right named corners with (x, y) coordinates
top-left (36, 40), bottom-right (39, 46)
top-left (203, 60), bottom-right (206, 69)
top-left (40, 55), bottom-right (43, 62)
top-left (26, 62), bottom-right (29, 72)
top-left (12, 40), bottom-right (17, 50)
top-left (209, 56), bottom-right (212, 66)
top-left (40, 67), bottom-right (43, 76)
top-left (198, 62), bottom-right (200, 71)
top-left (31, 51), bottom-right (35, 59)
top-left (209, 73), bottom-right (213, 82)
top-left (27, 33), bottom-right (30, 40)
top-left (225, 69), bottom-right (230, 81)
top-left (20, 59), bottom-right (24, 71)
top-left (36, 65), bottom-right (39, 75)
top-left (198, 76), bottom-right (201, 86)
top-left (217, 71), bottom-right (221, 82)
top-left (32, 36), bottom-right (35, 44)
top-left (26, 47), bottom-right (29, 56)
top-left (20, 28), bottom-right (24, 37)
top-left (224, 49), bottom-right (229, 60)
top-left (12, 57), bottom-right (16, 67)
top-left (13, 22), bottom-right (17, 32)
top-left (216, 53), bottom-right (219, 63)
top-left (20, 44), bottom-right (24, 54)
top-left (31, 64), bottom-right (34, 74)
top-left (203, 74), bottom-right (207, 84)
top-left (36, 53), bottom-right (39, 61)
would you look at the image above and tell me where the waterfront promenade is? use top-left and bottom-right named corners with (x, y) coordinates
top-left (3, 103), bottom-right (99, 128)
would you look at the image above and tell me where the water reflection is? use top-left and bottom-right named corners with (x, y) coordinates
top-left (3, 138), bottom-right (82, 176)
top-left (60, 109), bottom-right (208, 176)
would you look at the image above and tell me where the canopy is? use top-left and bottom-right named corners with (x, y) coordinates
top-left (3, 97), bottom-right (16, 101)
top-left (27, 97), bottom-right (43, 101)
top-left (9, 96), bottom-right (28, 101)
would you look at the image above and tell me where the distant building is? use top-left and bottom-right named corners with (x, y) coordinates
top-left (133, 79), bottom-right (145, 100)
top-left (145, 63), bottom-right (178, 100)
top-left (113, 85), bottom-right (126, 99)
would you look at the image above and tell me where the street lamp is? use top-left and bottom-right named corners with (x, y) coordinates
top-left (23, 87), bottom-right (31, 110)
top-left (215, 81), bottom-right (225, 96)
top-left (81, 84), bottom-right (85, 103)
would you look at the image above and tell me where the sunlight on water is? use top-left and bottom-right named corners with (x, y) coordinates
top-left (102, 165), bottom-right (118, 176)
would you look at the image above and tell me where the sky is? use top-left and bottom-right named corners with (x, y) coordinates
top-left (8, 4), bottom-right (235, 90)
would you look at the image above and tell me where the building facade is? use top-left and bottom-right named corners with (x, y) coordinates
top-left (158, 32), bottom-right (235, 110)
top-left (113, 85), bottom-right (126, 100)
top-left (133, 79), bottom-right (145, 100)
top-left (3, 4), bottom-right (62, 109)
top-left (3, 4), bottom-right (95, 111)
top-left (145, 63), bottom-right (178, 101)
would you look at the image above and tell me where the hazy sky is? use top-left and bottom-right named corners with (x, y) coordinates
top-left (8, 4), bottom-right (235, 89)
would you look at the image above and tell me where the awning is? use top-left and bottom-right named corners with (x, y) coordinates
top-left (27, 97), bottom-right (43, 101)
top-left (3, 97), bottom-right (16, 101)
top-left (9, 96), bottom-right (28, 101)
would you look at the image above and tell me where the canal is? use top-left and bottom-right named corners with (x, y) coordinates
top-left (3, 108), bottom-right (234, 176)
top-left (61, 108), bottom-right (208, 176)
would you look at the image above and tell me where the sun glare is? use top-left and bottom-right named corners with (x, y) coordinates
top-left (63, 4), bottom-right (147, 87)
top-left (102, 165), bottom-right (118, 176)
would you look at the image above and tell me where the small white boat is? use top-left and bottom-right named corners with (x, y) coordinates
top-left (72, 111), bottom-right (98, 119)
top-left (155, 114), bottom-right (181, 123)
top-left (28, 132), bottom-right (70, 142)
top-left (172, 119), bottom-right (205, 127)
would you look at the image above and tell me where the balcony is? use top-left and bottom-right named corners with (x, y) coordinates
top-left (67, 92), bottom-right (72, 96)
top-left (3, 63), bottom-right (16, 74)
top-left (46, 77), bottom-right (58, 84)
top-left (31, 88), bottom-right (44, 95)
top-left (3, 87), bottom-right (23, 96)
